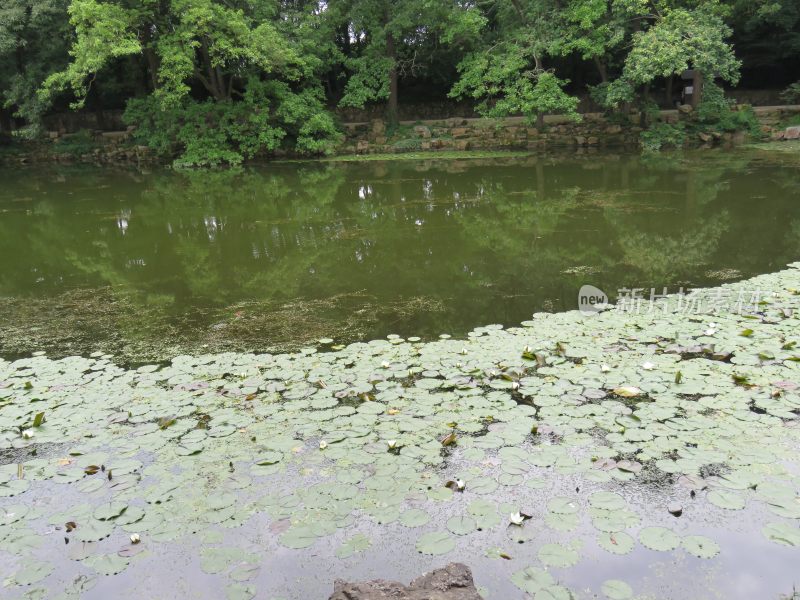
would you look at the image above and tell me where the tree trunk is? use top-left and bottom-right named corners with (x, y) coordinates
top-left (641, 84), bottom-right (651, 126)
top-left (90, 84), bottom-right (107, 130)
top-left (143, 48), bottom-right (160, 92)
top-left (665, 75), bottom-right (674, 108)
top-left (0, 108), bottom-right (13, 134)
top-left (198, 41), bottom-right (227, 100)
top-left (691, 70), bottom-right (704, 109)
top-left (386, 31), bottom-right (399, 125)
top-left (593, 57), bottom-right (608, 84)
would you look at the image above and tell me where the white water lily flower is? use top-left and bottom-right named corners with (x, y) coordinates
top-left (509, 512), bottom-right (525, 526)
top-left (381, 361), bottom-right (390, 369)
top-left (22, 429), bottom-right (33, 439)
top-left (387, 440), bottom-right (398, 449)
top-left (511, 381), bottom-right (520, 391)
top-left (456, 479), bottom-right (465, 490)
top-left (642, 361), bottom-right (655, 370)
top-left (704, 328), bottom-right (716, 336)
top-left (130, 533), bottom-right (140, 544)
top-left (319, 440), bottom-right (328, 450)
top-left (601, 364), bottom-right (611, 373)
top-left (460, 348), bottom-right (468, 355)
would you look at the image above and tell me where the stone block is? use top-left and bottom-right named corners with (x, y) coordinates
top-left (784, 126), bottom-right (800, 140)
top-left (414, 125), bottom-right (431, 138)
top-left (329, 563), bottom-right (481, 600)
top-left (370, 119), bottom-right (386, 135)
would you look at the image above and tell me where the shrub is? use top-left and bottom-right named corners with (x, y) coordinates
top-left (52, 129), bottom-right (98, 156)
top-left (124, 80), bottom-right (341, 168)
top-left (640, 122), bottom-right (687, 152)
top-left (780, 82), bottom-right (800, 104)
top-left (696, 83), bottom-right (760, 136)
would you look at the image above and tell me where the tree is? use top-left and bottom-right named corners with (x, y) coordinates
top-left (449, 0), bottom-right (580, 127)
top-left (40, 0), bottom-right (342, 166)
top-left (604, 2), bottom-right (741, 109)
top-left (557, 0), bottom-right (631, 85)
top-left (0, 0), bottom-right (69, 135)
top-left (336, 0), bottom-right (481, 123)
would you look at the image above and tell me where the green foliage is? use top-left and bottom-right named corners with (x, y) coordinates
top-left (0, 0), bottom-right (70, 136)
top-left (391, 137), bottom-right (422, 151)
top-left (604, 3), bottom-right (741, 108)
top-left (124, 81), bottom-right (341, 168)
top-left (0, 0), bottom-right (798, 166)
top-left (640, 122), bottom-right (687, 152)
top-left (339, 54), bottom-right (392, 109)
top-left (51, 128), bottom-right (98, 156)
top-left (696, 83), bottom-right (760, 135)
top-left (451, 46), bottom-right (579, 124)
top-left (781, 82), bottom-right (800, 104)
top-left (641, 82), bottom-right (761, 152)
top-left (38, 0), bottom-right (340, 166)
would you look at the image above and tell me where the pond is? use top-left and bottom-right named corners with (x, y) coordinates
top-left (1, 149), bottom-right (799, 362)
top-left (1, 148), bottom-right (799, 600)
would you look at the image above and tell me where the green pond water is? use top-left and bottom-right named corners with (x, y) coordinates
top-left (0, 149), bottom-right (799, 600)
top-left (1, 149), bottom-right (800, 361)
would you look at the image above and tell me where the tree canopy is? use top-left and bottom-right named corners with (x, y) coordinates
top-left (0, 0), bottom-right (798, 164)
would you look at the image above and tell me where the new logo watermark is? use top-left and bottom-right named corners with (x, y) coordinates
top-left (578, 285), bottom-right (609, 315)
top-left (578, 284), bottom-right (772, 316)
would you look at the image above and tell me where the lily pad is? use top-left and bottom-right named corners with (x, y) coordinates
top-left (12, 561), bottom-right (53, 586)
top-left (707, 489), bottom-right (746, 510)
top-left (538, 543), bottom-right (580, 567)
top-left (601, 580), bottom-right (633, 600)
top-left (82, 554), bottom-right (130, 576)
top-left (74, 520), bottom-right (114, 543)
top-left (762, 522), bottom-right (800, 546)
top-left (447, 515), bottom-right (477, 536)
top-left (399, 509), bottom-right (430, 528)
top-left (682, 535), bottom-right (720, 559)
top-left (416, 531), bottom-right (455, 555)
top-left (336, 534), bottom-right (371, 559)
top-left (639, 526), bottom-right (680, 551)
top-left (511, 566), bottom-right (555, 595)
top-left (597, 531), bottom-right (635, 555)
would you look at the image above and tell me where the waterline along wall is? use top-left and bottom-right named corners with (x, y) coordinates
top-left (4, 105), bottom-right (800, 165)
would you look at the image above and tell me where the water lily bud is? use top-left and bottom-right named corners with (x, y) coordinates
top-left (460, 348), bottom-right (468, 355)
top-left (511, 381), bottom-right (520, 391)
top-left (130, 533), bottom-right (140, 544)
top-left (22, 429), bottom-right (33, 439)
top-left (456, 479), bottom-right (465, 490)
top-left (319, 440), bottom-right (328, 450)
top-left (387, 439), bottom-right (397, 449)
top-left (509, 512), bottom-right (525, 526)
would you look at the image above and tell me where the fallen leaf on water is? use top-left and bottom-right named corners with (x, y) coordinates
top-left (440, 432), bottom-right (457, 447)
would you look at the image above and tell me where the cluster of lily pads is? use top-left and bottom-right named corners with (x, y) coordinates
top-left (1, 265), bottom-right (800, 599)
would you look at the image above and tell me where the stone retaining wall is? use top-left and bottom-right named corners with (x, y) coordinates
top-left (338, 105), bottom-right (800, 155)
top-left (4, 105), bottom-right (800, 165)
